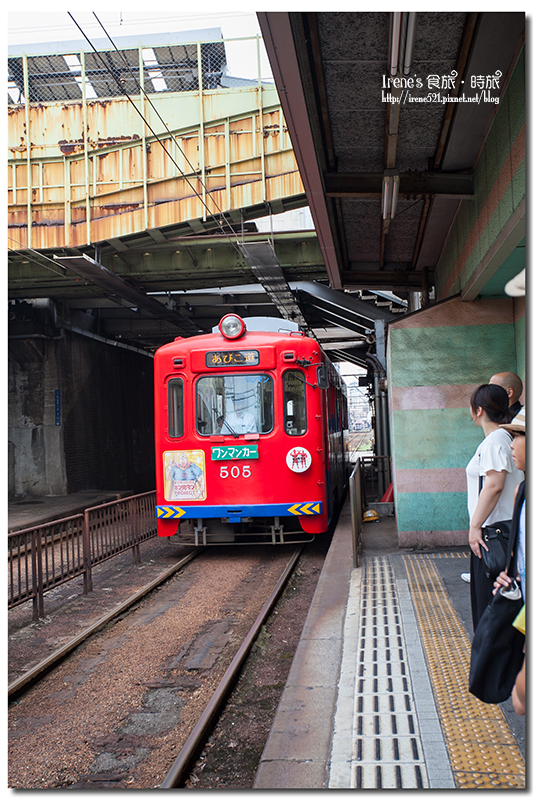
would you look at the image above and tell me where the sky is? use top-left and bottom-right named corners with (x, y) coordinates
top-left (8, 10), bottom-right (263, 45)
top-left (8, 9), bottom-right (274, 82)
top-left (8, 1), bottom-right (531, 47)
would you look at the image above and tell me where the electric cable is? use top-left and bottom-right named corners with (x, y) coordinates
top-left (68, 12), bottom-right (296, 321)
top-left (11, 14), bottom-right (300, 325)
top-left (87, 12), bottom-right (294, 317)
top-left (68, 12), bottom-right (244, 256)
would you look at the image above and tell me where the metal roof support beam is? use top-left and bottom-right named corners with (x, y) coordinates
top-left (323, 172), bottom-right (474, 199)
top-left (327, 350), bottom-right (368, 368)
top-left (320, 339), bottom-right (367, 351)
top-left (53, 254), bottom-right (201, 336)
top-left (299, 306), bottom-right (371, 336)
top-left (343, 270), bottom-right (430, 290)
top-left (374, 319), bottom-right (386, 369)
top-left (291, 281), bottom-right (396, 323)
top-left (258, 12), bottom-right (343, 289)
top-left (237, 241), bottom-right (309, 332)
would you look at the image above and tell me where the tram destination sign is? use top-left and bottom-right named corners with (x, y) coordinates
top-left (206, 349), bottom-right (260, 367)
top-left (211, 445), bottom-right (259, 460)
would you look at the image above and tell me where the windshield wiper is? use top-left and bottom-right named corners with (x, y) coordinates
top-left (213, 407), bottom-right (239, 438)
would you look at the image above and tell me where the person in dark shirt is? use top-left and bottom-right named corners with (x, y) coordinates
top-left (489, 371), bottom-right (523, 422)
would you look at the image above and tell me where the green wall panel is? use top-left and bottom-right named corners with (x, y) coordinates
top-left (396, 491), bottom-right (469, 532)
top-left (393, 408), bottom-right (483, 470)
top-left (435, 48), bottom-right (524, 301)
top-left (508, 49), bottom-right (525, 143)
top-left (388, 324), bottom-right (516, 387)
top-left (511, 157), bottom-right (526, 211)
top-left (515, 314), bottom-right (526, 379)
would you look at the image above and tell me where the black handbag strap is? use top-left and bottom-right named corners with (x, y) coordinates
top-left (505, 480), bottom-right (526, 576)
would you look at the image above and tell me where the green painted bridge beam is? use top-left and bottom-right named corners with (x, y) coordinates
top-left (8, 231), bottom-right (327, 299)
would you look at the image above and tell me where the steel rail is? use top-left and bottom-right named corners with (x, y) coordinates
top-left (8, 549), bottom-right (200, 701)
top-left (159, 545), bottom-right (303, 788)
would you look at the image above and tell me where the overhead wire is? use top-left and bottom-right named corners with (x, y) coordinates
top-left (67, 11), bottom-right (244, 257)
top-left (86, 12), bottom-right (290, 313)
top-left (10, 14), bottom-right (298, 325)
top-left (8, 236), bottom-right (70, 278)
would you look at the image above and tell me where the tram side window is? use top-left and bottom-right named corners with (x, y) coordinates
top-left (168, 378), bottom-right (184, 438)
top-left (283, 370), bottom-right (306, 435)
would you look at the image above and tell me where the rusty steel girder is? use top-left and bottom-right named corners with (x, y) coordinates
top-left (8, 82), bottom-right (303, 251)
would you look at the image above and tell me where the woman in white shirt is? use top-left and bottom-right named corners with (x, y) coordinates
top-left (466, 383), bottom-right (523, 630)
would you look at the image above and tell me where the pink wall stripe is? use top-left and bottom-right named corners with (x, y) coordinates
top-left (398, 530), bottom-right (468, 547)
top-left (390, 296), bottom-right (513, 330)
top-left (514, 296), bottom-right (525, 321)
top-left (395, 467), bottom-right (466, 494)
top-left (390, 384), bottom-right (479, 412)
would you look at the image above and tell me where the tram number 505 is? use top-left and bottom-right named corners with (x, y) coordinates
top-left (220, 464), bottom-right (251, 479)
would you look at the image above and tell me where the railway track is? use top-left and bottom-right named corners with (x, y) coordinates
top-left (160, 547), bottom-right (301, 788)
top-left (8, 544), bottom-right (307, 789)
top-left (8, 550), bottom-right (200, 701)
top-left (347, 431), bottom-right (372, 454)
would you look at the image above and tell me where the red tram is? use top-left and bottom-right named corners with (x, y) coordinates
top-left (154, 314), bottom-right (349, 544)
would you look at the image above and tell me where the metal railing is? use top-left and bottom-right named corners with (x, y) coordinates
top-left (8, 36), bottom-right (274, 106)
top-left (8, 491), bottom-right (157, 619)
top-left (349, 461), bottom-right (363, 568)
top-left (350, 455), bottom-right (393, 567)
top-left (359, 455), bottom-right (392, 505)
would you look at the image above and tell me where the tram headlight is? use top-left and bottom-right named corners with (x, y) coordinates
top-left (219, 314), bottom-right (246, 340)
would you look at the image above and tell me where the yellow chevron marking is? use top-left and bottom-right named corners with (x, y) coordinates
top-left (288, 502), bottom-right (321, 516)
top-left (157, 506), bottom-right (186, 519)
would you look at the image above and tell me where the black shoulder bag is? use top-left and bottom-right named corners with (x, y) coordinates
top-left (469, 480), bottom-right (525, 704)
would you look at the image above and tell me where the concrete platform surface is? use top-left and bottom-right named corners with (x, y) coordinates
top-left (8, 490), bottom-right (135, 532)
top-left (254, 501), bottom-right (526, 790)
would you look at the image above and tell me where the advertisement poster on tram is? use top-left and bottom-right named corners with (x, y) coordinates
top-left (163, 450), bottom-right (207, 502)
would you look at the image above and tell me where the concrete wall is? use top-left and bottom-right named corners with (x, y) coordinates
top-left (8, 331), bottom-right (155, 499)
top-left (8, 337), bottom-right (67, 497)
top-left (387, 296), bottom-right (522, 548)
top-left (437, 47), bottom-right (525, 300)
top-left (386, 47), bottom-right (526, 548)
top-left (514, 296), bottom-right (526, 379)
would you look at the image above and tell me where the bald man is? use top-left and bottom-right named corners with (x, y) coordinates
top-left (489, 371), bottom-right (523, 421)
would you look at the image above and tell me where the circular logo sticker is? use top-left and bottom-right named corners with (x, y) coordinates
top-left (286, 447), bottom-right (312, 473)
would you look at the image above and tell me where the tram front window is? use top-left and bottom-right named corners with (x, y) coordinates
top-left (196, 375), bottom-right (273, 435)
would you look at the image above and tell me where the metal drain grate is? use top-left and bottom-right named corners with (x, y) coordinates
top-left (350, 557), bottom-right (428, 789)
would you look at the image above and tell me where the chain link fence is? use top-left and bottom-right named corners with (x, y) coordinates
top-left (8, 36), bottom-right (273, 106)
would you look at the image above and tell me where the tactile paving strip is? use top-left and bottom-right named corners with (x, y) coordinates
top-left (349, 557), bottom-right (429, 789)
top-left (404, 554), bottom-right (525, 789)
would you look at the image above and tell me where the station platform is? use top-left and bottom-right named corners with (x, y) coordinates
top-left (254, 501), bottom-right (526, 790)
top-left (8, 490), bottom-right (133, 533)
